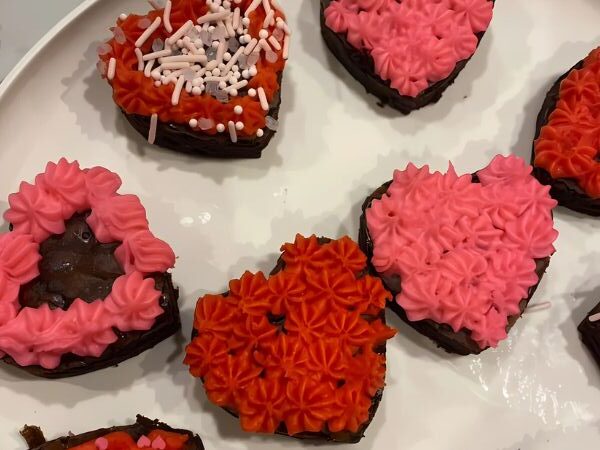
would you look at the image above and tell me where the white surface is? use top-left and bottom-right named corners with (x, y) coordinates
top-left (0, 0), bottom-right (600, 449)
top-left (0, 0), bottom-right (84, 80)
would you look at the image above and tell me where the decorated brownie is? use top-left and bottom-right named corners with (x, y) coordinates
top-left (320, 0), bottom-right (494, 113)
top-left (532, 47), bottom-right (600, 216)
top-left (578, 303), bottom-right (600, 370)
top-left (359, 155), bottom-right (558, 355)
top-left (0, 159), bottom-right (179, 378)
top-left (21, 415), bottom-right (204, 450)
top-left (98, 0), bottom-right (289, 158)
top-left (184, 235), bottom-right (396, 442)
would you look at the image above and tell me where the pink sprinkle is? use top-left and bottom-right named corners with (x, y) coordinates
top-left (95, 437), bottom-right (109, 450)
top-left (137, 435), bottom-right (152, 447)
top-left (152, 436), bottom-right (166, 449)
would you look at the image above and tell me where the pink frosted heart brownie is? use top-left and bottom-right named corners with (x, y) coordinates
top-left (359, 155), bottom-right (558, 354)
top-left (0, 159), bottom-right (179, 378)
top-left (321, 0), bottom-right (495, 113)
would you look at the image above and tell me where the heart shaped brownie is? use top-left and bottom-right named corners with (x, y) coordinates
top-left (321, 0), bottom-right (494, 113)
top-left (578, 303), bottom-right (600, 370)
top-left (0, 159), bottom-right (179, 378)
top-left (21, 415), bottom-right (204, 450)
top-left (532, 47), bottom-right (600, 216)
top-left (359, 155), bottom-right (558, 354)
top-left (184, 235), bottom-right (395, 443)
top-left (98, 0), bottom-right (289, 158)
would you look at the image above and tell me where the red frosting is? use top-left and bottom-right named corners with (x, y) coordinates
top-left (534, 47), bottom-right (600, 197)
top-left (69, 429), bottom-right (188, 450)
top-left (184, 235), bottom-right (395, 436)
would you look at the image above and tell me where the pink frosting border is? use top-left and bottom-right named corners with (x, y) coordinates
top-left (366, 155), bottom-right (558, 349)
top-left (0, 159), bottom-right (176, 369)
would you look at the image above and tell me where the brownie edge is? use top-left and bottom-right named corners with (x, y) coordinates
top-left (578, 303), bottom-right (600, 370)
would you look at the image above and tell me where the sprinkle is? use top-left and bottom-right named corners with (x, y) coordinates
top-left (262, 0), bottom-right (272, 15)
top-left (263, 10), bottom-right (275, 28)
top-left (245, 0), bottom-right (262, 17)
top-left (259, 29), bottom-right (269, 40)
top-left (227, 79), bottom-right (248, 91)
top-left (205, 60), bottom-right (219, 71)
top-left (233, 7), bottom-right (241, 29)
top-left (163, 0), bottom-right (173, 33)
top-left (249, 64), bottom-right (258, 76)
top-left (148, 113), bottom-right (158, 144)
top-left (95, 437), bottom-right (109, 450)
top-left (259, 38), bottom-right (272, 52)
top-left (276, 17), bottom-right (291, 35)
top-left (248, 88), bottom-right (256, 97)
top-left (268, 35), bottom-right (282, 50)
top-left (228, 121), bottom-right (238, 143)
top-left (172, 75), bottom-right (186, 105)
top-left (257, 87), bottom-right (269, 111)
top-left (135, 48), bottom-right (144, 71)
top-left (234, 105), bottom-right (243, 114)
top-left (143, 49), bottom-right (172, 60)
top-left (225, 18), bottom-right (236, 37)
top-left (160, 62), bottom-right (191, 70)
top-left (243, 38), bottom-right (258, 55)
top-left (283, 35), bottom-right (289, 59)
top-left (154, 80), bottom-right (162, 87)
top-left (192, 86), bottom-right (203, 95)
top-left (590, 313), bottom-right (600, 323)
top-left (223, 46), bottom-right (245, 73)
top-left (197, 11), bottom-right (230, 25)
top-left (216, 40), bottom-right (227, 65)
top-left (229, 88), bottom-right (238, 97)
top-left (119, 13), bottom-right (128, 21)
top-left (186, 80), bottom-right (193, 92)
top-left (159, 55), bottom-right (207, 64)
top-left (151, 436), bottom-right (166, 450)
top-left (526, 301), bottom-right (552, 313)
top-left (242, 17), bottom-right (250, 26)
top-left (135, 17), bottom-right (162, 48)
top-left (107, 57), bottom-right (117, 80)
top-left (198, 117), bottom-right (215, 130)
top-left (137, 435), bottom-right (151, 448)
top-left (144, 59), bottom-right (156, 77)
top-left (257, 128), bottom-right (264, 137)
top-left (189, 118), bottom-right (198, 128)
top-left (216, 123), bottom-right (226, 132)
top-left (265, 50), bottom-right (278, 63)
top-left (167, 20), bottom-right (194, 45)
top-left (235, 121), bottom-right (244, 130)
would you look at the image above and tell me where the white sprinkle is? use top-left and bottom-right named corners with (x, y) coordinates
top-left (227, 79), bottom-right (248, 91)
top-left (235, 121), bottom-right (244, 130)
top-left (262, 0), bottom-right (272, 16)
top-left (590, 313), bottom-right (600, 323)
top-left (228, 121), bottom-right (238, 143)
top-left (172, 76), bottom-right (186, 105)
top-left (233, 7), bottom-right (241, 29)
top-left (263, 10), bottom-right (275, 28)
top-left (219, 80), bottom-right (228, 89)
top-left (257, 87), bottom-right (269, 111)
top-left (189, 118), bottom-right (198, 128)
top-left (154, 80), bottom-right (162, 87)
top-left (248, 88), bottom-right (257, 97)
top-left (283, 35), bottom-right (289, 59)
top-left (216, 40), bottom-right (227, 64)
top-left (197, 11), bottom-right (230, 25)
top-left (160, 62), bottom-right (192, 70)
top-left (243, 38), bottom-right (258, 55)
top-left (223, 46), bottom-right (245, 73)
top-left (216, 123), bottom-right (226, 132)
top-left (192, 86), bottom-right (203, 95)
top-left (277, 19), bottom-right (291, 35)
top-left (204, 76), bottom-right (228, 83)
top-left (242, 17), bottom-right (250, 26)
top-left (107, 57), bottom-right (117, 80)
top-left (265, 50), bottom-right (278, 63)
top-left (119, 13), bottom-right (128, 21)
top-left (225, 18), bottom-right (236, 37)
top-left (268, 35), bottom-right (282, 50)
top-left (242, 69), bottom-right (250, 79)
top-left (177, 38), bottom-right (184, 47)
top-left (257, 128), bottom-right (264, 137)
top-left (167, 20), bottom-right (194, 45)
top-left (159, 55), bottom-right (208, 64)
top-left (229, 88), bottom-right (238, 96)
top-left (163, 0), bottom-right (173, 32)
top-left (244, 0), bottom-right (262, 17)
top-left (249, 65), bottom-right (258, 76)
top-left (135, 17), bottom-right (162, 48)
top-left (135, 48), bottom-right (144, 71)
top-left (259, 38), bottom-right (272, 52)
top-left (186, 80), bottom-right (193, 93)
top-left (148, 113), bottom-right (158, 144)
top-left (259, 29), bottom-right (269, 39)
top-left (143, 49), bottom-right (172, 60)
top-left (144, 59), bottom-right (156, 77)
top-left (233, 105), bottom-right (243, 115)
top-left (224, 52), bottom-right (232, 61)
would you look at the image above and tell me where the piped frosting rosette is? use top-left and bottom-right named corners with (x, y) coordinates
top-left (0, 159), bottom-right (175, 369)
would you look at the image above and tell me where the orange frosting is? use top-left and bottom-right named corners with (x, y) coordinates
top-left (534, 47), bottom-right (600, 197)
top-left (99, 0), bottom-right (287, 136)
top-left (69, 430), bottom-right (188, 450)
top-left (184, 235), bottom-right (396, 436)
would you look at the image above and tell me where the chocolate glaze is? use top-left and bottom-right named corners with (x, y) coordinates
top-left (531, 59), bottom-right (600, 216)
top-left (319, 0), bottom-right (495, 115)
top-left (578, 302), bottom-right (600, 370)
top-left (358, 177), bottom-right (551, 356)
top-left (23, 415), bottom-right (205, 450)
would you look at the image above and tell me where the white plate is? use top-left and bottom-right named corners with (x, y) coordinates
top-left (1, 1), bottom-right (600, 449)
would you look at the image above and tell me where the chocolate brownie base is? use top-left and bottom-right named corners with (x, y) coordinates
top-left (22, 415), bottom-right (204, 450)
top-left (122, 85), bottom-right (282, 159)
top-left (190, 237), bottom-right (388, 443)
top-left (319, 0), bottom-right (494, 115)
top-left (2, 213), bottom-right (180, 379)
top-left (531, 59), bottom-right (600, 216)
top-left (358, 179), bottom-right (551, 356)
top-left (578, 302), bottom-right (600, 369)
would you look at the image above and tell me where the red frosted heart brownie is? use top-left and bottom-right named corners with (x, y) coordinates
top-left (98, 0), bottom-right (290, 158)
top-left (359, 155), bottom-right (558, 354)
top-left (184, 235), bottom-right (396, 443)
top-left (533, 47), bottom-right (600, 216)
top-left (321, 0), bottom-right (494, 113)
top-left (0, 159), bottom-right (179, 378)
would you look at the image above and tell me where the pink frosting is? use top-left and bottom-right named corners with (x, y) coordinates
top-left (366, 155), bottom-right (558, 349)
top-left (324, 0), bottom-right (494, 97)
top-left (0, 159), bottom-right (176, 369)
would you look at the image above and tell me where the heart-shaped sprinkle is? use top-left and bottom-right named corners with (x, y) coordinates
top-left (137, 435), bottom-right (151, 447)
top-left (94, 437), bottom-right (109, 450)
top-left (151, 436), bottom-right (166, 449)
